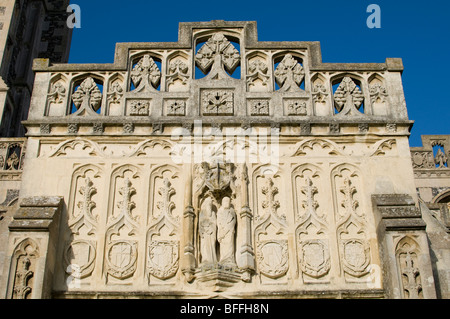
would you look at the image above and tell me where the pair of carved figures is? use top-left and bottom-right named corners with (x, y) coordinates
top-left (199, 196), bottom-right (236, 267)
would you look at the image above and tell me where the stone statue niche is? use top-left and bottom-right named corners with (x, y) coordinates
top-left (193, 161), bottom-right (244, 289)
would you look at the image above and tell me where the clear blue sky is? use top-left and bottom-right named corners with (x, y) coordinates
top-left (68, 0), bottom-right (449, 147)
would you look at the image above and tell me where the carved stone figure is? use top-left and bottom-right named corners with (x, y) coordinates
top-left (199, 197), bottom-right (217, 266)
top-left (217, 197), bottom-right (236, 266)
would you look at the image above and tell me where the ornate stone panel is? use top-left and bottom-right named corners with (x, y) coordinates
top-left (201, 89), bottom-right (234, 116)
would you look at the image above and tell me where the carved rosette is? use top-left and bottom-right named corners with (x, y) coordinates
top-left (201, 89), bottom-right (234, 115)
top-left (256, 240), bottom-right (289, 279)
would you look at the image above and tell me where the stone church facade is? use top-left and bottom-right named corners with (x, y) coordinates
top-left (0, 20), bottom-right (448, 299)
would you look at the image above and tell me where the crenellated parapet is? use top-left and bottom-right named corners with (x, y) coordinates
top-left (25, 21), bottom-right (410, 137)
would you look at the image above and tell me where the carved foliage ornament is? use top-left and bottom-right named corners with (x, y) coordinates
top-left (274, 54), bottom-right (305, 92)
top-left (166, 59), bottom-right (189, 86)
top-left (131, 55), bottom-right (161, 92)
top-left (333, 77), bottom-right (364, 116)
top-left (195, 33), bottom-right (240, 77)
top-left (47, 82), bottom-right (66, 104)
top-left (71, 77), bottom-right (103, 116)
top-left (247, 59), bottom-right (270, 88)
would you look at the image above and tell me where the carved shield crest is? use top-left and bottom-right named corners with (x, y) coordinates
top-left (256, 240), bottom-right (289, 279)
top-left (300, 240), bottom-right (330, 278)
top-left (341, 239), bottom-right (370, 277)
top-left (148, 241), bottom-right (179, 280)
top-left (64, 240), bottom-right (96, 279)
top-left (204, 162), bottom-right (232, 192)
top-left (106, 240), bottom-right (137, 279)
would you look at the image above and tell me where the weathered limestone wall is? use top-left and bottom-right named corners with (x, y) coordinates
top-left (0, 20), bottom-right (445, 299)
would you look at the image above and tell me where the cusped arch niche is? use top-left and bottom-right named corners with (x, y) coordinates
top-left (146, 164), bottom-right (181, 282)
top-left (395, 236), bottom-right (423, 299)
top-left (166, 51), bottom-right (190, 92)
top-left (69, 73), bottom-right (105, 116)
top-left (311, 73), bottom-right (330, 116)
top-left (46, 73), bottom-right (69, 117)
top-left (9, 238), bottom-right (40, 299)
top-left (368, 73), bottom-right (388, 116)
top-left (106, 73), bottom-right (125, 116)
top-left (246, 51), bottom-right (270, 92)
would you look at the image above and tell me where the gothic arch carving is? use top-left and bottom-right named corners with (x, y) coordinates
top-left (291, 138), bottom-right (345, 157)
top-left (272, 51), bottom-right (306, 92)
top-left (9, 238), bottom-right (40, 299)
top-left (166, 51), bottom-right (190, 92)
top-left (292, 164), bottom-right (331, 280)
top-left (68, 164), bottom-right (103, 236)
top-left (395, 236), bottom-right (424, 299)
top-left (46, 138), bottom-right (109, 158)
top-left (146, 164), bottom-right (181, 281)
top-left (331, 163), bottom-right (371, 280)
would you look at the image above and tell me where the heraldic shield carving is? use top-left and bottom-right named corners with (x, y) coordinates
top-left (299, 239), bottom-right (331, 278)
top-left (148, 240), bottom-right (179, 280)
top-left (64, 240), bottom-right (96, 279)
top-left (106, 240), bottom-right (138, 280)
top-left (256, 240), bottom-right (289, 279)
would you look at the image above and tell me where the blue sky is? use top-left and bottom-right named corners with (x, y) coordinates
top-left (68, 0), bottom-right (449, 147)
